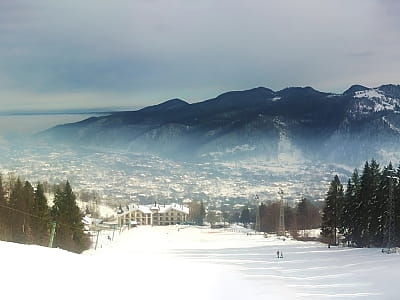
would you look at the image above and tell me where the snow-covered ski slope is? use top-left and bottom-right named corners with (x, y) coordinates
top-left (1, 226), bottom-right (399, 299)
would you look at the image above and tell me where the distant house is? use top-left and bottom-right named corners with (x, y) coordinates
top-left (82, 215), bottom-right (92, 232)
top-left (82, 214), bottom-right (103, 231)
top-left (116, 202), bottom-right (189, 226)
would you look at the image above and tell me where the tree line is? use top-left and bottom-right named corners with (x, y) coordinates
top-left (257, 198), bottom-right (321, 235)
top-left (321, 160), bottom-right (400, 247)
top-left (0, 175), bottom-right (91, 253)
top-left (188, 198), bottom-right (321, 234)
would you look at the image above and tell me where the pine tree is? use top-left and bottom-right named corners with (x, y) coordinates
top-left (376, 164), bottom-right (394, 247)
top-left (51, 181), bottom-right (91, 253)
top-left (259, 202), bottom-right (267, 231)
top-left (321, 175), bottom-right (344, 245)
top-left (198, 201), bottom-right (205, 225)
top-left (394, 165), bottom-right (400, 244)
top-left (358, 160), bottom-right (381, 247)
top-left (342, 169), bottom-right (361, 245)
top-left (8, 178), bottom-right (25, 243)
top-left (341, 179), bottom-right (353, 238)
top-left (368, 160), bottom-right (382, 246)
top-left (324, 160), bottom-right (400, 248)
top-left (32, 183), bottom-right (50, 246)
top-left (240, 206), bottom-right (250, 227)
top-left (0, 174), bottom-right (8, 240)
top-left (21, 181), bottom-right (35, 244)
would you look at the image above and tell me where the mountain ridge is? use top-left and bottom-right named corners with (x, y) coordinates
top-left (40, 84), bottom-right (400, 165)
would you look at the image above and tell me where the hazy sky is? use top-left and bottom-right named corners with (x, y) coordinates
top-left (0, 0), bottom-right (399, 111)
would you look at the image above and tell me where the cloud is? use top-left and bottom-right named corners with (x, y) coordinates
top-left (380, 0), bottom-right (400, 14)
top-left (0, 0), bottom-right (399, 109)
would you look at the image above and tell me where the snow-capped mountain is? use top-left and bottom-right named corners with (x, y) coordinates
top-left (40, 84), bottom-right (400, 166)
top-left (347, 86), bottom-right (400, 119)
top-left (325, 85), bottom-right (400, 164)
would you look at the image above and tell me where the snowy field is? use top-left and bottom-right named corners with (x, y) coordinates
top-left (1, 226), bottom-right (399, 300)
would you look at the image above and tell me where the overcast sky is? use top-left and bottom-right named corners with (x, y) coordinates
top-left (0, 0), bottom-right (399, 111)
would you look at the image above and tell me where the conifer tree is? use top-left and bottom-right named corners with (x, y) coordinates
top-left (0, 174), bottom-right (8, 240)
top-left (375, 164), bottom-right (395, 247)
top-left (321, 175), bottom-right (344, 245)
top-left (341, 180), bottom-right (352, 236)
top-left (52, 181), bottom-right (90, 253)
top-left (21, 181), bottom-right (35, 243)
top-left (368, 160), bottom-right (383, 246)
top-left (394, 165), bottom-right (400, 243)
top-left (356, 161), bottom-right (370, 247)
top-left (8, 178), bottom-right (25, 243)
top-left (240, 206), bottom-right (250, 227)
top-left (198, 201), bottom-right (206, 225)
top-left (323, 160), bottom-right (400, 248)
top-left (259, 202), bottom-right (267, 231)
top-left (358, 160), bottom-right (381, 246)
top-left (32, 183), bottom-right (50, 246)
top-left (342, 169), bottom-right (362, 245)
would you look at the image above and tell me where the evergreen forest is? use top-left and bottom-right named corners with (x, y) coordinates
top-left (321, 160), bottom-right (400, 248)
top-left (0, 175), bottom-right (91, 253)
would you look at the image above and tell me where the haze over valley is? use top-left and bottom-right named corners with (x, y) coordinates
top-left (3, 83), bottom-right (400, 213)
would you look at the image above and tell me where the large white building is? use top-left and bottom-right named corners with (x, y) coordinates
top-left (116, 202), bottom-right (189, 226)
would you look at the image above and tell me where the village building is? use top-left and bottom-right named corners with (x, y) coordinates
top-left (116, 202), bottom-right (189, 226)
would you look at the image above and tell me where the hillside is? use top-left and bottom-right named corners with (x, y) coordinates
top-left (40, 84), bottom-right (400, 165)
top-left (2, 226), bottom-right (399, 299)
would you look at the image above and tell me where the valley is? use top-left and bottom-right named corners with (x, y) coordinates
top-left (0, 142), bottom-right (351, 215)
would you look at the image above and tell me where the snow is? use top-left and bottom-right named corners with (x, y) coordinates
top-left (1, 226), bottom-right (399, 299)
top-left (353, 89), bottom-right (399, 113)
top-left (382, 116), bottom-right (400, 134)
top-left (118, 203), bottom-right (189, 214)
top-left (354, 89), bottom-right (385, 100)
top-left (298, 228), bottom-right (321, 239)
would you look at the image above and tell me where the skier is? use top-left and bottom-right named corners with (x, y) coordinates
top-left (280, 251), bottom-right (283, 259)
top-left (276, 250), bottom-right (280, 258)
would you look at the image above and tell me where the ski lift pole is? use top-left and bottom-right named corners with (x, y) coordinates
top-left (112, 224), bottom-right (116, 241)
top-left (48, 221), bottom-right (57, 248)
top-left (94, 229), bottom-right (100, 250)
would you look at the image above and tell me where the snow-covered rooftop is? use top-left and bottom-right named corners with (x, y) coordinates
top-left (118, 203), bottom-right (189, 215)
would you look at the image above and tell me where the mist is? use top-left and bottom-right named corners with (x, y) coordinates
top-left (0, 113), bottom-right (100, 141)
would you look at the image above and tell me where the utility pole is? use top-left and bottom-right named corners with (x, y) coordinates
top-left (112, 224), bottom-right (116, 241)
top-left (48, 222), bottom-right (57, 248)
top-left (94, 230), bottom-right (100, 250)
top-left (255, 195), bottom-right (260, 232)
top-left (278, 189), bottom-right (285, 236)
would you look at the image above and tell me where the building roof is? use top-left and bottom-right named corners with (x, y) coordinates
top-left (117, 203), bottom-right (189, 215)
top-left (118, 203), bottom-right (152, 214)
